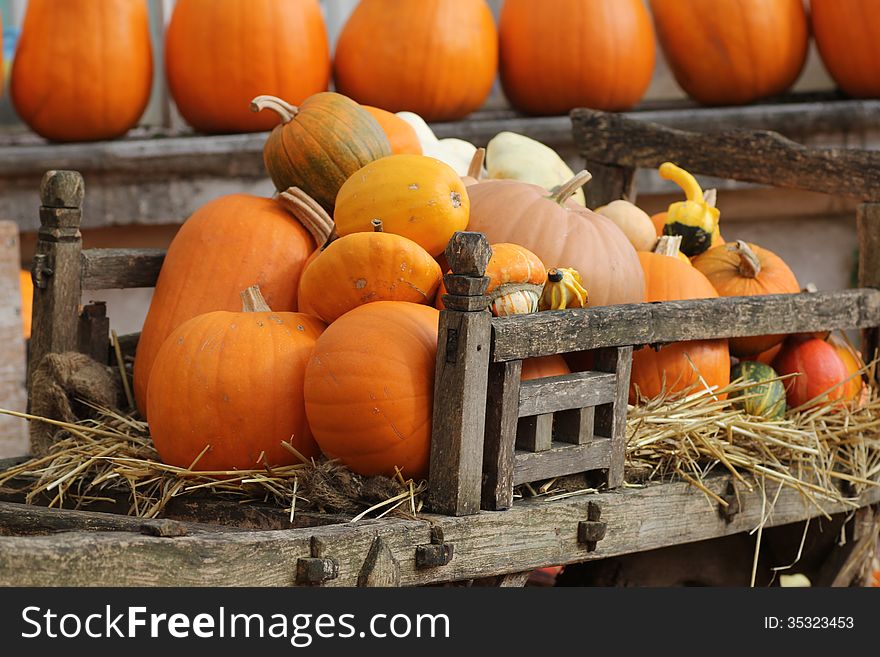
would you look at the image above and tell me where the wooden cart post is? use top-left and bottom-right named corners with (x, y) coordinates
top-left (858, 203), bottom-right (880, 384)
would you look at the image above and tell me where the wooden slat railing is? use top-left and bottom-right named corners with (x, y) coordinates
top-left (81, 248), bottom-right (166, 290)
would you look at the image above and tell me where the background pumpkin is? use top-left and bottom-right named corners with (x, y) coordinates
top-left (649, 0), bottom-right (809, 106)
top-left (828, 334), bottom-right (865, 404)
top-left (522, 355), bottom-right (570, 380)
top-left (334, 0), bottom-right (498, 121)
top-left (811, 0), bottom-right (880, 98)
top-left (466, 174), bottom-right (645, 307)
top-left (133, 191), bottom-right (333, 413)
top-left (304, 302), bottom-right (439, 480)
top-left (10, 0), bottom-right (152, 142)
top-left (254, 92), bottom-right (391, 213)
top-left (363, 106), bottom-right (423, 155)
top-left (147, 288), bottom-right (325, 471)
top-left (772, 337), bottom-right (849, 409)
top-left (165, 0), bottom-right (330, 134)
top-left (19, 270), bottom-right (33, 340)
top-left (499, 0), bottom-right (655, 115)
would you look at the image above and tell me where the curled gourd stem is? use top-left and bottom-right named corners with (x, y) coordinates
top-left (371, 219), bottom-right (384, 232)
top-left (241, 285), bottom-right (271, 313)
top-left (659, 162), bottom-right (704, 203)
top-left (549, 170), bottom-right (593, 204)
top-left (733, 240), bottom-right (762, 278)
top-left (467, 148), bottom-right (486, 180)
top-left (654, 235), bottom-right (683, 258)
top-left (277, 187), bottom-right (336, 248)
top-left (250, 95), bottom-right (300, 123)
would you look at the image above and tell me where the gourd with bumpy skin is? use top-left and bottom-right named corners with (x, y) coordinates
top-left (729, 361), bottom-right (787, 420)
top-left (147, 287), bottom-right (325, 472)
top-left (660, 162), bottom-right (720, 257)
top-left (334, 154), bottom-right (470, 257)
top-left (252, 92), bottom-right (391, 213)
top-left (466, 172), bottom-right (645, 308)
top-left (539, 268), bottom-right (589, 311)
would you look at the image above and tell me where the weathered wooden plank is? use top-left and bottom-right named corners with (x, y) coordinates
top-left (81, 248), bottom-right (166, 290)
top-left (491, 290), bottom-right (880, 361)
top-left (593, 347), bottom-right (633, 489)
top-left (3, 475), bottom-right (873, 586)
top-left (512, 440), bottom-right (611, 486)
top-left (585, 162), bottom-right (636, 209)
top-left (115, 332), bottom-right (140, 360)
top-left (481, 359), bottom-right (522, 511)
top-left (518, 371), bottom-right (616, 417)
top-left (77, 302), bottom-right (110, 365)
top-left (572, 108), bottom-right (880, 201)
top-left (0, 222), bottom-right (27, 458)
top-left (515, 414), bottom-right (554, 452)
top-left (555, 407), bottom-right (595, 445)
top-left (858, 204), bottom-right (880, 377)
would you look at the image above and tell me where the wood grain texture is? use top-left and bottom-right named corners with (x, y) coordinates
top-left (572, 109), bottom-right (880, 201)
top-left (481, 359), bottom-right (522, 511)
top-left (585, 162), bottom-right (636, 210)
top-left (81, 248), bottom-right (165, 291)
top-left (518, 372), bottom-right (616, 417)
top-left (0, 222), bottom-right (27, 458)
top-left (858, 203), bottom-right (880, 373)
top-left (491, 290), bottom-right (880, 361)
top-left (512, 440), bottom-right (611, 486)
top-left (555, 407), bottom-right (595, 446)
top-left (2, 475), bottom-right (873, 586)
top-left (593, 347), bottom-right (633, 489)
top-left (77, 302), bottom-right (109, 365)
top-left (515, 414), bottom-right (553, 452)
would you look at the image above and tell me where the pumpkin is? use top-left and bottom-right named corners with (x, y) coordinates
top-left (771, 338), bottom-right (848, 409)
top-left (651, 211), bottom-right (667, 238)
top-left (828, 334), bottom-right (866, 404)
top-left (304, 302), bottom-right (439, 480)
top-left (729, 361), bottom-right (786, 420)
top-left (466, 173), bottom-right (645, 307)
top-left (397, 112), bottom-right (479, 176)
top-left (461, 148), bottom-right (487, 187)
top-left (165, 0), bottom-right (330, 134)
top-left (631, 239), bottom-right (730, 402)
top-left (363, 106), bottom-right (422, 155)
top-left (133, 189), bottom-right (333, 413)
top-left (10, 0), bottom-right (152, 142)
top-left (660, 162), bottom-right (720, 258)
top-left (692, 241), bottom-right (800, 357)
top-left (334, 154), bottom-right (470, 257)
top-left (334, 0), bottom-right (498, 121)
top-left (486, 132), bottom-right (585, 206)
top-left (298, 221), bottom-right (442, 324)
top-left (811, 0), bottom-right (880, 99)
top-left (595, 200), bottom-right (657, 252)
top-left (539, 268), bottom-right (589, 311)
top-left (649, 0), bottom-right (809, 106)
top-left (437, 243), bottom-right (546, 316)
top-left (20, 270), bottom-right (33, 340)
top-left (147, 287), bottom-right (324, 471)
top-left (499, 0), bottom-right (655, 115)
top-left (744, 342), bottom-right (784, 366)
top-left (253, 92), bottom-right (392, 213)
top-left (522, 355), bottom-right (571, 380)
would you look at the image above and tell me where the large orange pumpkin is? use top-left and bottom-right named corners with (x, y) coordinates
top-left (649, 0), bottom-right (808, 106)
top-left (11, 0), bottom-right (153, 141)
top-left (253, 92), bottom-right (392, 213)
top-left (304, 302), bottom-right (439, 480)
top-left (522, 355), bottom-right (570, 380)
top-left (334, 0), bottom-right (497, 121)
top-left (631, 245), bottom-right (730, 402)
top-left (466, 174), bottom-right (645, 307)
top-left (811, 0), bottom-right (880, 99)
top-left (772, 338), bottom-right (848, 409)
top-left (828, 334), bottom-right (865, 404)
top-left (147, 287), bottom-right (325, 471)
top-left (133, 191), bottom-right (333, 414)
top-left (499, 0), bottom-right (655, 115)
top-left (692, 241), bottom-right (800, 357)
top-left (363, 106), bottom-right (422, 155)
top-left (165, 0), bottom-right (330, 134)
top-left (20, 270), bottom-right (33, 340)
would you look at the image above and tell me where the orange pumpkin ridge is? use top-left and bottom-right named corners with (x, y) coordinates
top-left (811, 0), bottom-right (880, 98)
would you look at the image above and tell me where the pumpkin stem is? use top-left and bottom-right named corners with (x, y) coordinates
top-left (277, 187), bottom-right (336, 248)
top-left (371, 219), bottom-right (384, 232)
top-left (653, 235), bottom-right (683, 258)
top-left (549, 170), bottom-right (593, 204)
top-left (467, 148), bottom-right (486, 180)
top-left (250, 95), bottom-right (300, 124)
top-left (733, 240), bottom-right (762, 278)
top-left (547, 268), bottom-right (564, 283)
top-left (241, 285), bottom-right (271, 313)
top-left (703, 188), bottom-right (717, 208)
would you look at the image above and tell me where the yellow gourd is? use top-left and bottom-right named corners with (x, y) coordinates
top-left (539, 268), bottom-right (589, 310)
top-left (660, 162), bottom-right (720, 257)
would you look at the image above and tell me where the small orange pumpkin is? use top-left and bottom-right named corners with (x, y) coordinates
top-left (522, 355), bottom-right (570, 380)
top-left (20, 270), bottom-right (33, 340)
top-left (772, 338), bottom-right (848, 409)
top-left (828, 334), bottom-right (865, 404)
top-left (147, 287), bottom-right (325, 471)
top-left (363, 106), bottom-right (423, 155)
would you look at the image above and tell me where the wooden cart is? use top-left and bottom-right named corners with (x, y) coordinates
top-left (0, 110), bottom-right (878, 587)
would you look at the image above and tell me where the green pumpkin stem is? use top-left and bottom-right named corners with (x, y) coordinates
top-left (467, 148), bottom-right (486, 180)
top-left (371, 219), bottom-right (384, 232)
top-left (277, 187), bottom-right (336, 248)
top-left (250, 95), bottom-right (299, 123)
top-left (733, 240), bottom-right (762, 278)
top-left (549, 170), bottom-right (593, 205)
top-left (241, 286), bottom-right (271, 313)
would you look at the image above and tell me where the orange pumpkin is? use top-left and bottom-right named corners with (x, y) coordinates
top-left (334, 154), bottom-right (470, 257)
top-left (743, 342), bottom-right (784, 366)
top-left (828, 334), bottom-right (865, 404)
top-left (522, 355), bottom-right (570, 380)
top-left (304, 302), bottom-right (439, 480)
top-left (363, 106), bottom-right (423, 155)
top-left (772, 338), bottom-right (848, 409)
top-left (20, 270), bottom-right (33, 340)
top-left (651, 212), bottom-right (667, 237)
top-left (10, 0), bottom-right (152, 141)
top-left (334, 0), bottom-right (498, 121)
top-left (133, 190), bottom-right (333, 414)
top-left (499, 0), bottom-right (655, 114)
top-left (253, 92), bottom-right (392, 212)
top-left (147, 287), bottom-right (325, 471)
top-left (165, 0), bottom-right (330, 134)
top-left (631, 244), bottom-right (730, 402)
top-left (649, 0), bottom-right (808, 106)
top-left (811, 0), bottom-right (880, 99)
top-left (298, 223), bottom-right (442, 324)
top-left (466, 174), bottom-right (645, 307)
top-left (692, 241), bottom-right (800, 357)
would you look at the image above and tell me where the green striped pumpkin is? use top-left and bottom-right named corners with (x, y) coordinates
top-left (729, 361), bottom-right (786, 420)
